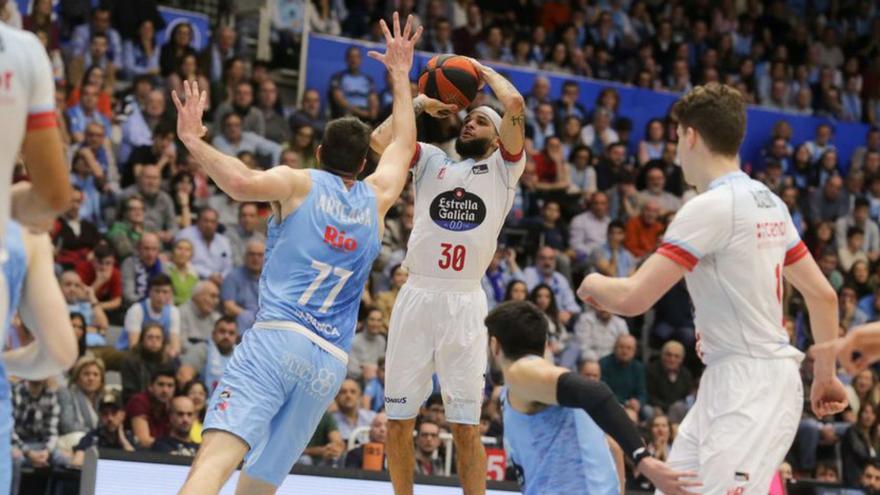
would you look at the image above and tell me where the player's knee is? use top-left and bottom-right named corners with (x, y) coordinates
top-left (449, 423), bottom-right (481, 447)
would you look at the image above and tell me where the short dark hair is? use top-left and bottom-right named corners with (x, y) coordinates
top-left (671, 83), bottom-right (746, 157)
top-left (150, 366), bottom-right (176, 384)
top-left (847, 226), bottom-right (865, 239)
top-left (214, 315), bottom-right (237, 329)
top-left (319, 117), bottom-right (372, 177)
top-left (855, 197), bottom-right (870, 210)
top-left (148, 273), bottom-right (173, 291)
top-left (93, 243), bottom-right (114, 261)
top-left (608, 220), bottom-right (625, 232)
top-left (485, 301), bottom-right (548, 360)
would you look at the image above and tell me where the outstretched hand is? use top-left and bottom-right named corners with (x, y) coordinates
top-left (367, 12), bottom-right (422, 75)
top-left (171, 80), bottom-right (208, 143)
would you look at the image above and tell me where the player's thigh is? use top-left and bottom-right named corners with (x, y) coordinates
top-left (384, 286), bottom-right (436, 420)
top-left (203, 330), bottom-right (291, 452)
top-left (434, 291), bottom-right (487, 425)
top-left (243, 346), bottom-right (346, 487)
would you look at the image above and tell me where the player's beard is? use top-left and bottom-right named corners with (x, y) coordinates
top-left (455, 136), bottom-right (493, 159)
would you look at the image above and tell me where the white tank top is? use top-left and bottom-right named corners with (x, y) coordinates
top-left (402, 143), bottom-right (525, 285)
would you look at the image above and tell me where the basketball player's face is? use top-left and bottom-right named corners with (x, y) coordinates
top-left (456, 113), bottom-right (495, 158)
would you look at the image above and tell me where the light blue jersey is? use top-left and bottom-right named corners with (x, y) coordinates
top-left (503, 385), bottom-right (619, 495)
top-left (256, 169), bottom-right (380, 352)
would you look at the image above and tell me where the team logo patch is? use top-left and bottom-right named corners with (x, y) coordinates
top-left (429, 187), bottom-right (487, 231)
top-left (472, 163), bottom-right (489, 175)
top-left (437, 167), bottom-right (447, 179)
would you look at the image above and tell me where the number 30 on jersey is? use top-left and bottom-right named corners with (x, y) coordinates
top-left (438, 243), bottom-right (466, 271)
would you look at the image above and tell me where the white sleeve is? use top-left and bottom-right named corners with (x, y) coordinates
top-left (169, 307), bottom-right (181, 336)
top-left (410, 142), bottom-right (446, 186)
top-left (123, 304), bottom-right (143, 338)
top-left (656, 192), bottom-right (731, 271)
top-left (23, 33), bottom-right (57, 131)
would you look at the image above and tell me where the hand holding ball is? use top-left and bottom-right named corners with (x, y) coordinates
top-left (418, 55), bottom-right (481, 108)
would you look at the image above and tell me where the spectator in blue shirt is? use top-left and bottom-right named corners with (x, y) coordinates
top-left (328, 46), bottom-right (379, 121)
top-left (70, 7), bottom-right (123, 65)
top-left (175, 208), bottom-right (233, 286)
top-left (220, 240), bottom-right (263, 332)
top-left (67, 83), bottom-right (112, 144)
top-left (212, 113), bottom-right (282, 166)
top-left (523, 246), bottom-right (582, 325)
top-left (122, 19), bottom-right (161, 79)
top-left (481, 247), bottom-right (524, 310)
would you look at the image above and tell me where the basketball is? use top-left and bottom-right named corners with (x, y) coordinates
top-left (418, 55), bottom-right (481, 108)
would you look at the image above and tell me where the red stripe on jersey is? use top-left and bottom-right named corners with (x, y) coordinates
top-left (657, 243), bottom-right (698, 271)
top-left (499, 144), bottom-right (523, 162)
top-left (409, 144), bottom-right (422, 169)
top-left (26, 111), bottom-right (57, 131)
top-left (784, 240), bottom-right (809, 266)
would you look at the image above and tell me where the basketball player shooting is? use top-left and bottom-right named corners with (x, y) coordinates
top-left (577, 83), bottom-right (847, 493)
top-left (369, 57), bottom-right (526, 494)
top-left (172, 13), bottom-right (421, 495)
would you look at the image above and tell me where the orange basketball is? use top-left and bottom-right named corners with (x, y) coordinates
top-left (418, 55), bottom-right (480, 108)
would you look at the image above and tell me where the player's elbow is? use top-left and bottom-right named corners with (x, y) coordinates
top-left (44, 184), bottom-right (73, 212)
top-left (226, 174), bottom-right (253, 202)
top-left (504, 94), bottom-right (525, 113)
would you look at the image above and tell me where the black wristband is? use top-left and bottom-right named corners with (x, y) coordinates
top-left (556, 371), bottom-right (646, 461)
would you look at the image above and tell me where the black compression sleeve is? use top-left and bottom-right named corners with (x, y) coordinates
top-left (556, 371), bottom-right (646, 460)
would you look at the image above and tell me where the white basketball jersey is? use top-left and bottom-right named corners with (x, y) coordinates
top-left (657, 171), bottom-right (806, 364)
top-left (403, 143), bottom-right (526, 281)
top-left (0, 24), bottom-right (57, 250)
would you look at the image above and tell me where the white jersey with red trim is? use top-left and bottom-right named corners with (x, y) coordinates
top-left (0, 24), bottom-right (57, 248)
top-left (402, 142), bottom-right (526, 282)
top-left (657, 171), bottom-right (807, 364)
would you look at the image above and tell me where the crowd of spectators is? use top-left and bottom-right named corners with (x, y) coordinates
top-left (5, 0), bottom-right (880, 493)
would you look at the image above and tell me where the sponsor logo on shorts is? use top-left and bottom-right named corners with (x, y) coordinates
top-left (384, 396), bottom-right (407, 404)
top-left (734, 472), bottom-right (749, 482)
top-left (214, 388), bottom-right (232, 412)
top-left (429, 188), bottom-right (487, 232)
top-left (323, 225), bottom-right (358, 252)
top-left (279, 351), bottom-right (339, 398)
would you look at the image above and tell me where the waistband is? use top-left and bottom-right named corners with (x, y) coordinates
top-left (252, 320), bottom-right (348, 365)
top-left (404, 273), bottom-right (482, 292)
top-left (703, 350), bottom-right (804, 368)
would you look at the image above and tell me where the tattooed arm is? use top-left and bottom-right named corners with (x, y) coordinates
top-left (369, 94), bottom-right (457, 155)
top-left (469, 58), bottom-right (525, 157)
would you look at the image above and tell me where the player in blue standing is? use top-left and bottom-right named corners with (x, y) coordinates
top-left (0, 220), bottom-right (78, 492)
top-left (485, 301), bottom-right (701, 495)
top-left (173, 13), bottom-right (422, 495)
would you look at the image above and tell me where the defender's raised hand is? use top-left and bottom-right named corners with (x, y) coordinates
top-left (171, 80), bottom-right (209, 143)
top-left (367, 12), bottom-right (423, 75)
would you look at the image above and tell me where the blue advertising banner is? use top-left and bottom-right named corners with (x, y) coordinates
top-left (157, 6), bottom-right (210, 52)
top-left (305, 33), bottom-right (872, 173)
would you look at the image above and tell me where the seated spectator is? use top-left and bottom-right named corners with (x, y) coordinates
top-left (600, 334), bottom-right (648, 418)
top-left (11, 379), bottom-right (64, 483)
top-left (530, 284), bottom-right (576, 367)
top-left (839, 226), bottom-right (869, 273)
top-left (646, 341), bottom-right (695, 424)
top-left (151, 396), bottom-right (199, 456)
top-left (70, 392), bottom-right (135, 468)
top-left (482, 248), bottom-right (523, 310)
top-left (66, 83), bottom-right (112, 144)
top-left (531, 136), bottom-right (571, 193)
top-left (638, 167), bottom-right (682, 215)
top-left (212, 113), bottom-right (283, 167)
top-left (60, 270), bottom-right (108, 337)
top-left (288, 124), bottom-right (319, 170)
top-left (68, 63), bottom-right (114, 120)
top-left (375, 264), bottom-right (407, 325)
top-left (607, 172), bottom-right (640, 221)
top-left (862, 461), bottom-right (880, 493)
top-left (804, 123), bottom-right (836, 163)
top-left (175, 208), bottom-right (233, 285)
top-left (523, 201), bottom-right (569, 254)
top-left (809, 175), bottom-right (850, 224)
top-left (120, 323), bottom-right (171, 404)
top-left (414, 420), bottom-right (444, 476)
top-left (837, 198), bottom-right (880, 262)
top-left (302, 412), bottom-right (344, 467)
top-left (214, 80), bottom-right (265, 136)
top-left (595, 142), bottom-right (633, 192)
top-left (119, 274), bottom-right (181, 358)
top-left (579, 358), bottom-right (601, 381)
top-left (70, 7), bottom-right (122, 66)
top-left (348, 308), bottom-right (387, 380)
top-left (118, 164), bottom-right (178, 244)
top-left (125, 367), bottom-right (176, 449)
top-left (107, 196), bottom-right (146, 260)
top-left (58, 356), bottom-right (105, 438)
top-left (166, 239), bottom-right (199, 306)
top-left (225, 203), bottom-right (266, 266)
top-left (344, 412), bottom-right (388, 470)
top-left (181, 316), bottom-right (237, 392)
top-left (328, 46), bottom-right (379, 121)
top-left (852, 128), bottom-right (880, 172)
top-left (574, 309), bottom-right (628, 361)
top-left (332, 379), bottom-right (376, 443)
top-left (183, 380), bottom-right (208, 444)
top-left (76, 243), bottom-right (123, 324)
top-left (526, 102), bottom-right (555, 155)
top-left (815, 461), bottom-right (841, 483)
top-left (553, 80), bottom-right (588, 126)
top-left (638, 119), bottom-right (666, 166)
top-left (842, 402), bottom-right (880, 487)
top-left (289, 89), bottom-right (327, 141)
top-left (580, 108), bottom-right (619, 156)
top-left (652, 279), bottom-right (696, 349)
top-left (363, 357), bottom-right (386, 413)
top-left (592, 220), bottom-right (636, 278)
top-left (846, 370), bottom-right (880, 418)
top-left (624, 200), bottom-right (664, 259)
top-left (221, 240), bottom-right (262, 331)
top-left (52, 187), bottom-right (101, 270)
top-left (69, 149), bottom-right (106, 230)
top-left (122, 19), bottom-right (160, 78)
top-left (159, 22), bottom-right (197, 78)
top-left (523, 246), bottom-right (581, 324)
top-left (202, 26), bottom-right (236, 83)
top-left (178, 279), bottom-right (221, 357)
top-left (120, 232), bottom-right (163, 307)
top-left (124, 122), bottom-right (177, 188)
top-left (119, 89), bottom-right (171, 168)
top-left (567, 145), bottom-right (597, 198)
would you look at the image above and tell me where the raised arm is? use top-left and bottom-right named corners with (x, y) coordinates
top-left (469, 59), bottom-right (525, 157)
top-left (363, 13), bottom-right (423, 215)
top-left (172, 81), bottom-right (309, 203)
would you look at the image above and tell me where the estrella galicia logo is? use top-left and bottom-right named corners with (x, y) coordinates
top-left (429, 188), bottom-right (487, 231)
